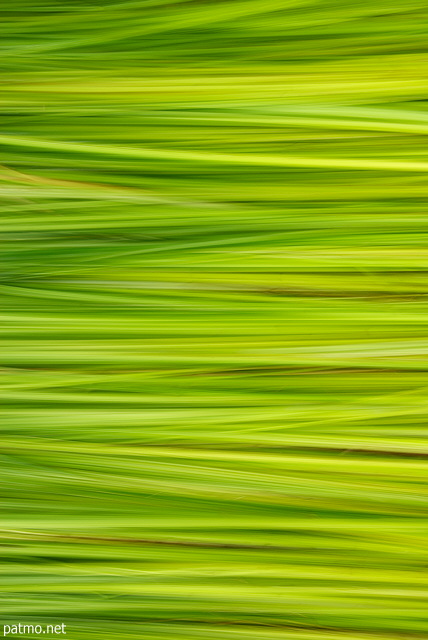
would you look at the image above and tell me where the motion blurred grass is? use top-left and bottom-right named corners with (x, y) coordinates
top-left (1, 1), bottom-right (428, 639)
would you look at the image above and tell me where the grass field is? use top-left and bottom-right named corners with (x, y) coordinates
top-left (1, 1), bottom-right (428, 639)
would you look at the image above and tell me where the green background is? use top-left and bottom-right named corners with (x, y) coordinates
top-left (1, 1), bottom-right (427, 638)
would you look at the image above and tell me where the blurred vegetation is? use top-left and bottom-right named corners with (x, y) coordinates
top-left (1, 0), bottom-right (428, 639)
